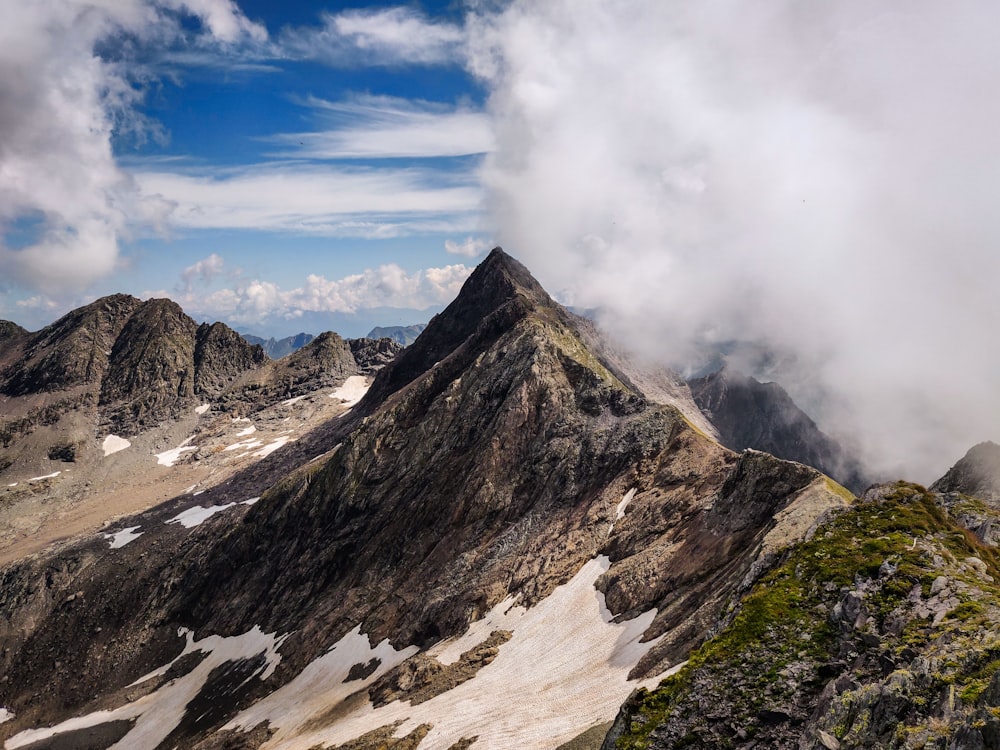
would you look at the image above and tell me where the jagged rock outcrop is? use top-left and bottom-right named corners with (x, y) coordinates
top-left (195, 323), bottom-right (268, 397)
top-left (348, 336), bottom-right (402, 372)
top-left (689, 367), bottom-right (867, 491)
top-left (0, 249), bottom-right (848, 750)
top-left (99, 298), bottom-right (200, 432)
top-left (0, 294), bottom-right (141, 396)
top-left (931, 441), bottom-right (1000, 503)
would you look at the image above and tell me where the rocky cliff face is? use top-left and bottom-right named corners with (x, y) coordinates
top-left (689, 368), bottom-right (867, 491)
top-left (0, 249), bottom-right (848, 750)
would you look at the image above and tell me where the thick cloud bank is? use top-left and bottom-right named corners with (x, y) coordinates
top-left (471, 0), bottom-right (1000, 481)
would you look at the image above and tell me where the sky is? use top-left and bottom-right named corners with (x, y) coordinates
top-left (2, 0), bottom-right (1000, 481)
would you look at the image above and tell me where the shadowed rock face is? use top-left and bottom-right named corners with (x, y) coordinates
top-left (0, 249), bottom-right (845, 750)
top-left (931, 441), bottom-right (1000, 503)
top-left (0, 294), bottom-right (141, 396)
top-left (195, 323), bottom-right (268, 398)
top-left (689, 367), bottom-right (867, 491)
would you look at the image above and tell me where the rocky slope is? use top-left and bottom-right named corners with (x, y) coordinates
top-left (0, 298), bottom-right (400, 566)
top-left (689, 368), bottom-right (867, 491)
top-left (608, 473), bottom-right (1000, 750)
top-left (0, 249), bottom-right (848, 750)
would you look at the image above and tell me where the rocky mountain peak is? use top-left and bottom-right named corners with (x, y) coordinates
top-left (0, 293), bottom-right (141, 396)
top-left (689, 366), bottom-right (867, 491)
top-left (362, 246), bottom-right (575, 409)
top-left (194, 322), bottom-right (268, 397)
top-left (932, 440), bottom-right (1000, 503)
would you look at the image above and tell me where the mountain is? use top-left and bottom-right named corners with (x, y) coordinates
top-left (366, 324), bottom-right (427, 347)
top-left (689, 367), bottom-right (867, 491)
top-left (241, 333), bottom-right (315, 359)
top-left (0, 249), bottom-right (996, 750)
top-left (0, 300), bottom-right (398, 567)
top-left (0, 249), bottom-right (848, 749)
top-left (609, 464), bottom-right (1000, 749)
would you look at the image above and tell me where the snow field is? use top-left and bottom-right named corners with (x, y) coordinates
top-left (328, 376), bottom-right (370, 407)
top-left (231, 556), bottom-right (669, 750)
top-left (6, 627), bottom-right (287, 750)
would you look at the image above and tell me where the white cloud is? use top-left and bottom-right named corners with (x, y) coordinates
top-left (156, 263), bottom-right (472, 326)
top-left (180, 252), bottom-right (224, 292)
top-left (444, 236), bottom-right (489, 257)
top-left (0, 0), bottom-right (265, 294)
top-left (133, 163), bottom-right (482, 237)
top-left (271, 95), bottom-right (494, 160)
top-left (279, 7), bottom-right (464, 67)
top-left (469, 0), bottom-right (1000, 482)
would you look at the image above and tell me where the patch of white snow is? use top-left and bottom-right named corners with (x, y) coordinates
top-left (251, 436), bottom-right (293, 459)
top-left (0, 708), bottom-right (13, 724)
top-left (155, 437), bottom-right (196, 467)
top-left (166, 503), bottom-right (236, 529)
top-left (328, 375), bottom-right (370, 407)
top-left (28, 471), bottom-right (61, 482)
top-left (104, 526), bottom-right (144, 549)
top-left (102, 435), bottom-right (132, 457)
top-left (7, 483), bottom-right (17, 488)
top-left (225, 439), bottom-right (263, 452)
top-left (6, 626), bottom-right (287, 750)
top-left (241, 497), bottom-right (261, 506)
top-left (229, 556), bottom-right (669, 750)
top-left (615, 488), bottom-right (637, 522)
top-left (281, 395), bottom-right (306, 406)
top-left (235, 424), bottom-right (257, 437)
top-left (195, 404), bottom-right (211, 415)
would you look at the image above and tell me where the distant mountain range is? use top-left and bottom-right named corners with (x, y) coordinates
top-left (0, 250), bottom-right (997, 749)
top-left (241, 332), bottom-right (315, 359)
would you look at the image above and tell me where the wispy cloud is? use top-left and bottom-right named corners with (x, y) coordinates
top-left (133, 162), bottom-right (482, 237)
top-left (444, 236), bottom-right (490, 258)
top-left (180, 252), bottom-right (224, 293)
top-left (270, 95), bottom-right (494, 160)
top-left (278, 7), bottom-right (464, 67)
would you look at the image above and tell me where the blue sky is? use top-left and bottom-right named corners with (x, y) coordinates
top-left (0, 0), bottom-right (493, 337)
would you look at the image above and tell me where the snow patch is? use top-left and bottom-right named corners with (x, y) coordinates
top-left (230, 556), bottom-right (668, 750)
top-left (328, 375), bottom-right (370, 407)
top-left (167, 503), bottom-right (236, 529)
top-left (6, 483), bottom-right (17, 488)
top-left (0, 708), bottom-right (13, 724)
top-left (7, 626), bottom-right (287, 750)
top-left (232, 417), bottom-right (251, 423)
top-left (241, 497), bottom-right (261, 506)
top-left (251, 436), bottom-right (293, 459)
top-left (155, 437), bottom-right (196, 467)
top-left (281, 395), bottom-right (306, 406)
top-left (615, 488), bottom-right (637, 521)
top-left (102, 435), bottom-right (131, 457)
top-left (28, 471), bottom-right (61, 482)
top-left (195, 403), bottom-right (211, 415)
top-left (226, 625), bottom-right (418, 741)
top-left (104, 526), bottom-right (143, 549)
top-left (225, 439), bottom-right (263, 452)
top-left (235, 424), bottom-right (257, 437)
